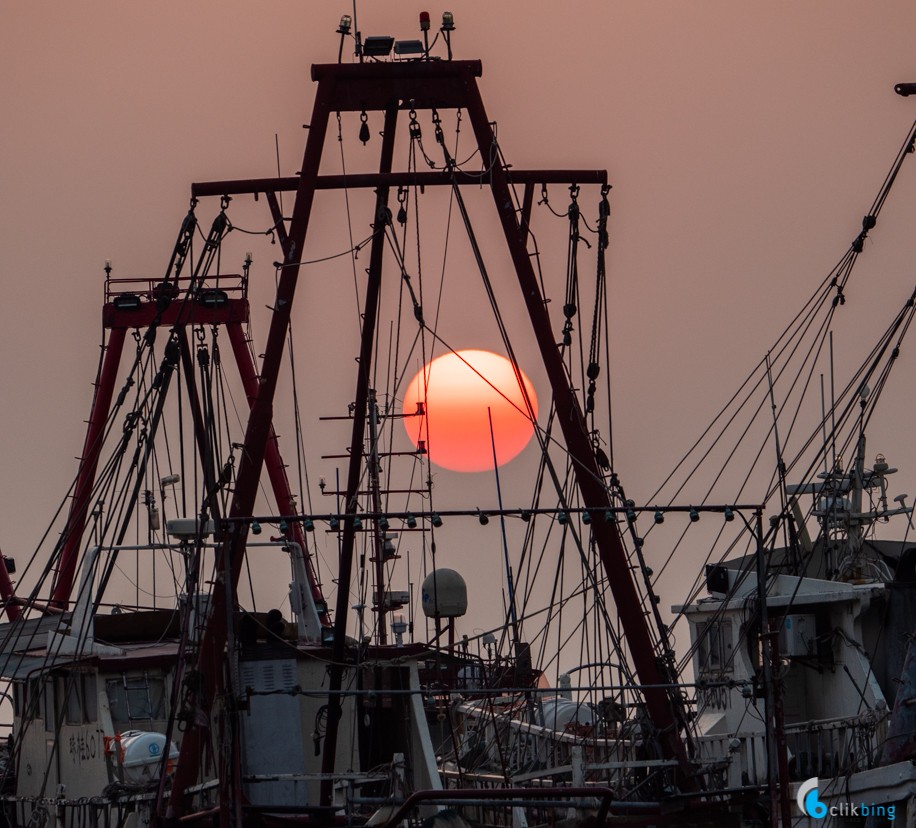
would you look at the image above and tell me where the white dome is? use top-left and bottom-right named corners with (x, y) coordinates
top-left (421, 569), bottom-right (468, 618)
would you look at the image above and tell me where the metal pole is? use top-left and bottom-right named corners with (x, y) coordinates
top-left (755, 510), bottom-right (779, 828)
top-left (320, 103), bottom-right (400, 807)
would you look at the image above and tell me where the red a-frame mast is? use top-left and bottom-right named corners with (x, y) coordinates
top-left (157, 56), bottom-right (697, 821)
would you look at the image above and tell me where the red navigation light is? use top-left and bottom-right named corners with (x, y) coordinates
top-left (419, 11), bottom-right (431, 31)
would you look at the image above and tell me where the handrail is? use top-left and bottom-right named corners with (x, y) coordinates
top-left (377, 786), bottom-right (659, 828)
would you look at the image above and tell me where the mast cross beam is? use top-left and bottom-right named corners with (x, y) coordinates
top-left (191, 169), bottom-right (608, 199)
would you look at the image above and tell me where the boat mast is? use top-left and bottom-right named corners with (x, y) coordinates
top-left (164, 54), bottom-right (699, 819)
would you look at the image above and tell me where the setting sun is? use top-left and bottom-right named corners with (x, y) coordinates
top-left (402, 350), bottom-right (539, 473)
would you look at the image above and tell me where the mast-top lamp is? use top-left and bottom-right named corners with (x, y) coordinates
top-left (337, 14), bottom-right (352, 35)
top-left (419, 11), bottom-right (431, 31)
top-left (441, 11), bottom-right (455, 31)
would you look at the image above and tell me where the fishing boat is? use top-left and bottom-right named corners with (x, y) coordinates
top-left (0, 13), bottom-right (914, 828)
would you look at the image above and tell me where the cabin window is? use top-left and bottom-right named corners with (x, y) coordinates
top-left (62, 673), bottom-right (98, 725)
top-left (42, 679), bottom-right (56, 733)
top-left (106, 673), bottom-right (166, 731)
top-left (696, 620), bottom-right (734, 675)
top-left (12, 681), bottom-right (38, 719)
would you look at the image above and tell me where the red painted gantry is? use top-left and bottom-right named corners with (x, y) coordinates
top-left (45, 274), bottom-right (330, 627)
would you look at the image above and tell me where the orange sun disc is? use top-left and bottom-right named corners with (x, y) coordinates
top-left (402, 350), bottom-right (539, 473)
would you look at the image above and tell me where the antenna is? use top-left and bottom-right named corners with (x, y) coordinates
top-left (353, 0), bottom-right (362, 62)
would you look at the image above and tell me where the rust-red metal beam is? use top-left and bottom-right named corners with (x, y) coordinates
top-left (103, 298), bottom-right (248, 330)
top-left (49, 327), bottom-right (126, 609)
top-left (461, 76), bottom-right (698, 788)
top-left (192, 169), bottom-right (607, 199)
top-left (164, 67), bottom-right (338, 822)
top-left (310, 59), bottom-right (482, 110)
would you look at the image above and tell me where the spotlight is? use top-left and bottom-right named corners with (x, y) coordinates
top-left (654, 509), bottom-right (664, 524)
top-left (689, 507), bottom-right (700, 523)
top-left (303, 518), bottom-right (314, 532)
top-left (251, 520), bottom-right (262, 536)
top-left (362, 36), bottom-right (394, 57)
top-left (394, 40), bottom-right (425, 57)
top-left (431, 512), bottom-right (443, 528)
top-left (724, 507), bottom-right (735, 523)
top-left (395, 40), bottom-right (424, 56)
top-left (406, 513), bottom-right (417, 529)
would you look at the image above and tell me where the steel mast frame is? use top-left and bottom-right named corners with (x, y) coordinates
top-left (162, 58), bottom-right (696, 820)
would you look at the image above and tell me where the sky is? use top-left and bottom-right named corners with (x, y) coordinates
top-left (4, 2), bottom-right (916, 667)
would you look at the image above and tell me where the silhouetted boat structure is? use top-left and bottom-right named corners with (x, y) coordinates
top-left (0, 14), bottom-right (915, 828)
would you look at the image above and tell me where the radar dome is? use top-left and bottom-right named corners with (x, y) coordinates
top-left (421, 569), bottom-right (468, 618)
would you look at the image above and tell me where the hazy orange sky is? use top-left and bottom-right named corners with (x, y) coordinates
top-left (4, 2), bottom-right (916, 656)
